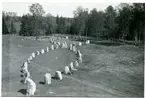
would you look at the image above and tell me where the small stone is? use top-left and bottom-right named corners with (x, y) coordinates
top-left (49, 91), bottom-right (53, 94)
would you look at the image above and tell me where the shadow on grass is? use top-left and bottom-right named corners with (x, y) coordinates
top-left (39, 81), bottom-right (45, 85)
top-left (18, 89), bottom-right (26, 95)
top-left (61, 71), bottom-right (64, 74)
top-left (97, 42), bottom-right (121, 46)
top-left (51, 76), bottom-right (64, 80)
top-left (91, 40), bottom-right (123, 46)
top-left (69, 37), bottom-right (123, 46)
top-left (51, 76), bottom-right (56, 80)
top-left (20, 80), bottom-right (25, 84)
top-left (20, 74), bottom-right (24, 78)
top-left (61, 71), bottom-right (74, 75)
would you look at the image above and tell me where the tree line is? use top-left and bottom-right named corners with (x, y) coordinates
top-left (2, 3), bottom-right (145, 43)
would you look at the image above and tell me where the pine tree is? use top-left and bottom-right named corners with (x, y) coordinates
top-left (10, 20), bottom-right (16, 34)
top-left (2, 17), bottom-right (9, 34)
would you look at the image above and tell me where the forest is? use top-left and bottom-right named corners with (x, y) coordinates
top-left (2, 3), bottom-right (145, 44)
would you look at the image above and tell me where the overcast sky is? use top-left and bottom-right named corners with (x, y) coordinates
top-left (2, 2), bottom-right (119, 17)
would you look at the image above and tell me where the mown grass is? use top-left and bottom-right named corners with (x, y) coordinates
top-left (2, 35), bottom-right (144, 97)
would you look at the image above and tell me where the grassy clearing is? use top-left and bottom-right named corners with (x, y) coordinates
top-left (2, 35), bottom-right (144, 97)
top-left (77, 44), bottom-right (144, 96)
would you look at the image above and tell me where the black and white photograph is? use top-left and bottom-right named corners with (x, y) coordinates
top-left (1, 1), bottom-right (144, 97)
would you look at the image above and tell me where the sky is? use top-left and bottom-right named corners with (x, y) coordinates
top-left (2, 2), bottom-right (119, 17)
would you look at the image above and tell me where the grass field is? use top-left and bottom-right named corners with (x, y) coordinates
top-left (2, 35), bottom-right (144, 97)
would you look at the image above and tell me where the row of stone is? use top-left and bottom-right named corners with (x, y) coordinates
top-left (20, 36), bottom-right (90, 96)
